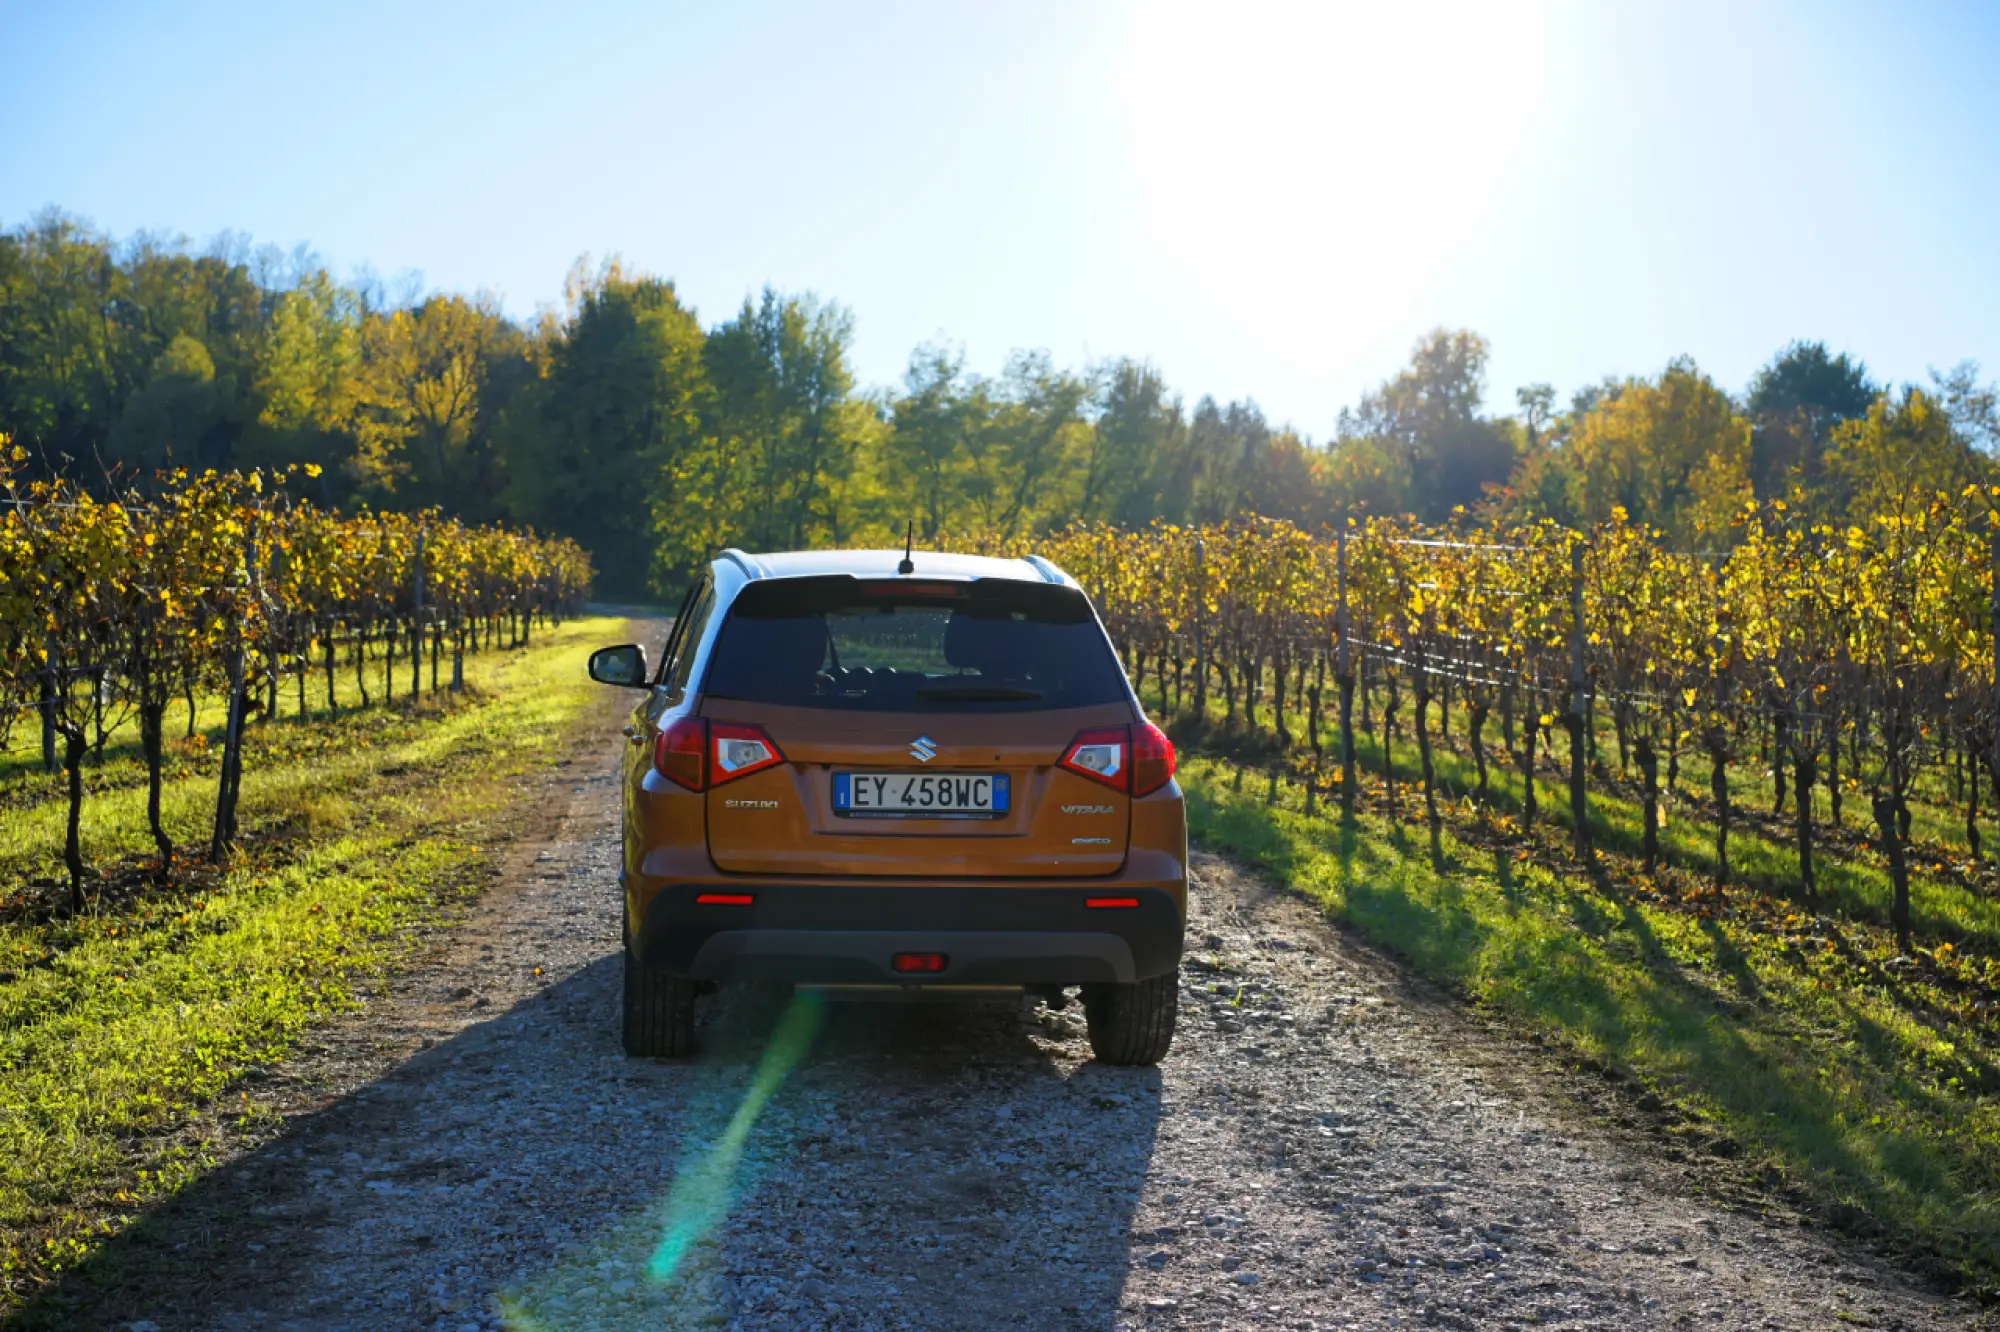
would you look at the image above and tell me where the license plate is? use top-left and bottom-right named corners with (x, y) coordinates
top-left (832, 771), bottom-right (1009, 818)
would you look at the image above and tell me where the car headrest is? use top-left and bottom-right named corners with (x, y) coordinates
top-left (732, 616), bottom-right (829, 694)
top-left (942, 610), bottom-right (1029, 679)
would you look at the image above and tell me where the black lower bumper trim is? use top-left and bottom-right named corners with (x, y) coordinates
top-left (635, 883), bottom-right (1183, 985)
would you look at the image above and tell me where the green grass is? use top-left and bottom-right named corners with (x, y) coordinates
top-left (0, 616), bottom-right (620, 1312)
top-left (1182, 754), bottom-right (2000, 1293)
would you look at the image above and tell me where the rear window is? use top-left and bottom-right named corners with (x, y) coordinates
top-left (700, 576), bottom-right (1130, 712)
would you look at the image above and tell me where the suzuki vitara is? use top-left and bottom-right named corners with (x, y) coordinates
top-left (587, 549), bottom-right (1186, 1065)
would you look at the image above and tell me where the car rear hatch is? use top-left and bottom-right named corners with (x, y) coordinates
top-left (694, 574), bottom-right (1141, 878)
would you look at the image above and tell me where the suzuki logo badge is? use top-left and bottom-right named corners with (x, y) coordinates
top-left (910, 735), bottom-right (938, 763)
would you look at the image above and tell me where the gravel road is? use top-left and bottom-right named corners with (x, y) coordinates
top-left (71, 691), bottom-right (1977, 1332)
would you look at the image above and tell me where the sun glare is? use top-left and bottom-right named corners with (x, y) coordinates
top-left (1120, 0), bottom-right (1548, 384)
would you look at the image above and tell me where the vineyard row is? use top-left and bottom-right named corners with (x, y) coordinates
top-left (0, 459), bottom-right (593, 908)
top-left (1035, 496), bottom-right (1998, 954)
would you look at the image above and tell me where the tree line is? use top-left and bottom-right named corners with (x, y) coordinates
top-left (4, 208), bottom-right (1996, 599)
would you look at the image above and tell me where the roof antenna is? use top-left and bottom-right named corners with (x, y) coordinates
top-left (897, 520), bottom-right (916, 575)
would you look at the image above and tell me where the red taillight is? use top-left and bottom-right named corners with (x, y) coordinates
top-left (892, 952), bottom-right (948, 973)
top-left (653, 718), bottom-right (785, 789)
top-left (1058, 723), bottom-right (1173, 796)
top-left (710, 721), bottom-right (785, 785)
top-left (1059, 727), bottom-right (1129, 792)
top-left (695, 893), bottom-right (755, 906)
top-left (654, 716), bottom-right (707, 789)
top-left (1132, 718), bottom-right (1177, 797)
top-left (1086, 896), bottom-right (1140, 909)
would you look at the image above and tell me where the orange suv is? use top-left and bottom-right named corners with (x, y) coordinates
top-left (587, 548), bottom-right (1186, 1065)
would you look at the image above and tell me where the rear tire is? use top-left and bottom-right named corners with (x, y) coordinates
top-left (623, 928), bottom-right (698, 1058)
top-left (1083, 972), bottom-right (1178, 1065)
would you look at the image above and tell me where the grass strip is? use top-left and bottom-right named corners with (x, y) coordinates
top-left (0, 615), bottom-right (622, 1312)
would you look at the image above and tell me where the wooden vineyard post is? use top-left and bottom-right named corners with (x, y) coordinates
top-left (1192, 538), bottom-right (1207, 720)
top-left (1991, 522), bottom-right (1999, 868)
top-left (323, 619), bottom-right (338, 712)
top-left (1337, 526), bottom-right (1357, 819)
top-left (1568, 541), bottom-right (1589, 856)
top-left (211, 540), bottom-right (259, 862)
top-left (1794, 706), bottom-right (1817, 904)
top-left (266, 644), bottom-right (279, 723)
top-left (40, 631), bottom-right (57, 774)
top-left (411, 528), bottom-right (426, 697)
top-left (210, 630), bottom-right (247, 861)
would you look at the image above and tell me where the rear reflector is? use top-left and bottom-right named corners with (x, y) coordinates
top-left (1085, 896), bottom-right (1140, 909)
top-left (695, 893), bottom-right (755, 906)
top-left (891, 952), bottom-right (948, 973)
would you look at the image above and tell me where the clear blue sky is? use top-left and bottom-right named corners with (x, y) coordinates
top-left (4, 0), bottom-right (1996, 435)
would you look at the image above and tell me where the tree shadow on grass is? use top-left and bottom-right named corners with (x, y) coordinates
top-left (1196, 781), bottom-right (1996, 1290)
top-left (16, 958), bottom-right (1161, 1331)
top-left (1696, 916), bottom-right (1766, 1002)
top-left (1356, 853), bottom-right (1987, 1271)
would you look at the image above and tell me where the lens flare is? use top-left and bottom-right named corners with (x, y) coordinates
top-left (645, 990), bottom-right (824, 1282)
top-left (496, 992), bottom-right (827, 1327)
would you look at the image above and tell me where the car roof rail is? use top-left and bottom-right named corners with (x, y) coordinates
top-left (1021, 554), bottom-right (1067, 585)
top-left (717, 548), bottom-right (769, 580)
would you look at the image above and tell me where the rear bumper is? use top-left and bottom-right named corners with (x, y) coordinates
top-left (632, 883), bottom-right (1184, 985)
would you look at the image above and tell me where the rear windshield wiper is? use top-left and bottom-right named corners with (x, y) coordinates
top-left (915, 684), bottom-right (1043, 702)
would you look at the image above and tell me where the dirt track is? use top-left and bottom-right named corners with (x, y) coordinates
top-left (42, 690), bottom-right (1979, 1331)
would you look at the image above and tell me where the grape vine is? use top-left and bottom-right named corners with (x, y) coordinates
top-left (1035, 491), bottom-right (2000, 957)
top-left (0, 445), bottom-right (593, 910)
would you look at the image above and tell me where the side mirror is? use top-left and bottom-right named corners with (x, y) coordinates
top-left (588, 644), bottom-right (650, 688)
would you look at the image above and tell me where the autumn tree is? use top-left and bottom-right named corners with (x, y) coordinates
top-left (1746, 340), bottom-right (1876, 498)
top-left (701, 287), bottom-right (865, 551)
top-left (883, 341), bottom-right (979, 540)
top-left (1084, 359), bottom-right (1189, 525)
top-left (242, 268), bottom-right (361, 483)
top-left (502, 262), bottom-right (710, 596)
top-left (1824, 387), bottom-right (1985, 520)
top-left (352, 292), bottom-right (517, 509)
top-left (1331, 329), bottom-right (1517, 520)
top-left (1559, 358), bottom-right (1752, 544)
top-left (105, 333), bottom-right (224, 480)
top-left (953, 350), bottom-right (1091, 539)
top-left (1927, 361), bottom-right (1999, 453)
